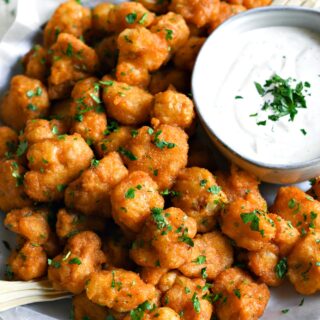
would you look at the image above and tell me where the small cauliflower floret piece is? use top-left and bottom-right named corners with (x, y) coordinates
top-left (208, 2), bottom-right (246, 32)
top-left (92, 3), bottom-right (115, 33)
top-left (242, 0), bottom-right (271, 8)
top-left (86, 269), bottom-right (159, 312)
top-left (72, 293), bottom-right (109, 320)
top-left (21, 119), bottom-right (67, 146)
top-left (272, 186), bottom-right (320, 234)
top-left (22, 45), bottom-right (48, 83)
top-left (44, 1), bottom-right (91, 47)
top-left (0, 126), bottom-right (18, 159)
top-left (65, 152), bottom-right (128, 217)
top-left (213, 268), bottom-right (270, 320)
top-left (0, 75), bottom-right (50, 131)
top-left (101, 77), bottom-right (154, 125)
top-left (130, 207), bottom-right (197, 268)
top-left (95, 125), bottom-right (134, 157)
top-left (220, 198), bottom-right (276, 251)
top-left (163, 275), bottom-right (213, 320)
top-left (151, 89), bottom-right (195, 129)
top-left (173, 36), bottom-right (205, 71)
top-left (24, 133), bottom-right (93, 202)
top-left (48, 33), bottom-right (99, 100)
top-left (248, 243), bottom-right (283, 287)
top-left (288, 231), bottom-right (320, 295)
top-left (172, 167), bottom-right (227, 232)
top-left (95, 36), bottom-right (118, 73)
top-left (179, 231), bottom-right (233, 280)
top-left (269, 213), bottom-right (300, 256)
top-left (48, 231), bottom-right (106, 294)
top-left (169, 0), bottom-right (219, 27)
top-left (149, 68), bottom-right (190, 95)
top-left (70, 77), bottom-right (107, 144)
top-left (111, 171), bottom-right (164, 233)
top-left (4, 207), bottom-right (50, 244)
top-left (150, 12), bottom-right (190, 54)
top-left (56, 208), bottom-right (106, 240)
top-left (0, 159), bottom-right (31, 212)
top-left (122, 125), bottom-right (188, 190)
top-left (7, 242), bottom-right (47, 281)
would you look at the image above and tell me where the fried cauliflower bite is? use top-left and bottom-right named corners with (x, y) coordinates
top-left (0, 75), bottom-right (50, 131)
top-left (213, 268), bottom-right (270, 320)
top-left (65, 152), bottom-right (128, 217)
top-left (0, 159), bottom-right (31, 212)
top-left (149, 68), bottom-right (190, 95)
top-left (242, 0), bottom-right (272, 8)
top-left (43, 0), bottom-right (91, 47)
top-left (130, 207), bottom-right (197, 268)
top-left (101, 77), bottom-right (154, 125)
top-left (7, 242), bottom-right (47, 281)
top-left (179, 231), bottom-right (233, 280)
top-left (92, 3), bottom-right (115, 33)
top-left (70, 77), bottom-right (107, 144)
top-left (56, 208), bottom-right (106, 240)
top-left (150, 12), bottom-right (190, 54)
top-left (22, 45), bottom-right (49, 83)
top-left (169, 0), bottom-right (219, 28)
top-left (86, 269), bottom-right (159, 312)
top-left (122, 125), bottom-right (188, 190)
top-left (0, 127), bottom-right (18, 159)
top-left (48, 33), bottom-right (99, 100)
top-left (172, 167), bottom-right (227, 232)
top-left (95, 125), bottom-right (134, 157)
top-left (4, 207), bottom-right (50, 244)
top-left (162, 275), bottom-right (213, 320)
top-left (24, 133), bottom-right (93, 202)
top-left (151, 89), bottom-right (195, 130)
top-left (220, 198), bottom-right (276, 251)
top-left (287, 231), bottom-right (320, 295)
top-left (95, 36), bottom-right (118, 73)
top-left (208, 2), bottom-right (246, 32)
top-left (248, 243), bottom-right (283, 287)
top-left (269, 213), bottom-right (300, 256)
top-left (272, 186), bottom-right (320, 234)
top-left (48, 231), bottom-right (106, 294)
top-left (173, 37), bottom-right (205, 71)
top-left (111, 171), bottom-right (164, 233)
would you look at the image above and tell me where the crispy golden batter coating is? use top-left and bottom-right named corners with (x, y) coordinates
top-left (48, 231), bottom-right (106, 294)
top-left (56, 208), bottom-right (106, 240)
top-left (0, 75), bottom-right (50, 131)
top-left (213, 268), bottom-right (270, 320)
top-left (95, 36), bottom-right (118, 73)
top-left (0, 159), bottom-right (31, 212)
top-left (135, 0), bottom-right (169, 13)
top-left (179, 231), bottom-right (233, 280)
top-left (48, 33), bottom-right (99, 99)
top-left (152, 89), bottom-right (195, 129)
top-left (123, 307), bottom-right (181, 320)
top-left (122, 125), bottom-right (188, 190)
top-left (242, 0), bottom-right (272, 8)
top-left (169, 0), bottom-right (220, 27)
top-left (162, 275), bottom-right (213, 320)
top-left (220, 198), bottom-right (276, 251)
top-left (111, 171), bottom-right (164, 233)
top-left (92, 3), bottom-right (115, 33)
top-left (24, 133), bottom-right (93, 202)
top-left (248, 243), bottom-right (282, 287)
top-left (44, 0), bottom-right (91, 47)
top-left (65, 152), bottom-right (128, 217)
top-left (4, 207), bottom-right (50, 244)
top-left (173, 36), bottom-right (205, 71)
top-left (172, 167), bottom-right (227, 232)
top-left (272, 186), bottom-right (320, 234)
top-left (142, 269), bottom-right (179, 293)
top-left (130, 207), bottom-right (197, 268)
top-left (7, 242), bottom-right (47, 281)
top-left (22, 45), bottom-right (49, 83)
top-left (288, 231), bottom-right (320, 295)
top-left (86, 268), bottom-right (159, 312)
top-left (101, 77), bottom-right (154, 125)
top-left (0, 127), bottom-right (18, 159)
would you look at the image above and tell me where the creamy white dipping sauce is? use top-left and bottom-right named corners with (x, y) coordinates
top-left (212, 26), bottom-right (320, 165)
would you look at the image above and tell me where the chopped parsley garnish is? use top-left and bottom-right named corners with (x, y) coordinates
top-left (299, 298), bottom-right (305, 307)
top-left (151, 208), bottom-right (169, 230)
top-left (139, 13), bottom-right (148, 25)
top-left (153, 130), bottom-right (176, 149)
top-left (16, 140), bottom-right (28, 157)
top-left (131, 129), bottom-right (139, 137)
top-left (235, 96), bottom-right (243, 99)
top-left (275, 258), bottom-right (288, 279)
top-left (192, 255), bottom-right (206, 264)
top-left (89, 92), bottom-right (101, 104)
top-left (288, 198), bottom-right (296, 209)
top-left (129, 301), bottom-right (153, 320)
top-left (207, 185), bottom-right (221, 194)
top-left (125, 188), bottom-right (136, 199)
top-left (91, 159), bottom-right (100, 168)
top-left (201, 267), bottom-right (208, 279)
top-left (165, 29), bottom-right (173, 40)
top-left (104, 120), bottom-right (119, 135)
top-left (66, 43), bottom-right (73, 57)
top-left (100, 80), bottom-right (114, 86)
top-left (257, 120), bottom-right (266, 126)
top-left (240, 210), bottom-right (264, 235)
top-left (200, 179), bottom-right (207, 187)
top-left (178, 228), bottom-right (194, 247)
top-left (118, 146), bottom-right (137, 160)
top-left (300, 128), bottom-right (307, 135)
top-left (160, 189), bottom-right (180, 197)
top-left (281, 309), bottom-right (289, 314)
top-left (234, 289), bottom-right (241, 299)
top-left (27, 104), bottom-right (38, 111)
top-left (191, 293), bottom-right (201, 313)
top-left (124, 35), bottom-right (133, 43)
top-left (52, 125), bottom-right (59, 135)
top-left (69, 257), bottom-right (82, 265)
top-left (11, 161), bottom-right (23, 186)
top-left (125, 12), bottom-right (137, 24)
top-left (48, 259), bottom-right (61, 268)
top-left (57, 184), bottom-right (66, 192)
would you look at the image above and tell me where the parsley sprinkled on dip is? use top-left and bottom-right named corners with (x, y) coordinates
top-left (210, 27), bottom-right (320, 165)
